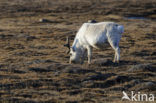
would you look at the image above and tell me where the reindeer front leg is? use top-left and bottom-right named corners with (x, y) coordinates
top-left (87, 46), bottom-right (92, 64)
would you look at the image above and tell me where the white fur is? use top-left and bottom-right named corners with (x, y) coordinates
top-left (70, 22), bottom-right (124, 64)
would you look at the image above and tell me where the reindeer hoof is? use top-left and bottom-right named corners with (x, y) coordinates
top-left (113, 60), bottom-right (120, 64)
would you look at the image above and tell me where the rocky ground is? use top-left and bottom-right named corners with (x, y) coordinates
top-left (0, 0), bottom-right (156, 102)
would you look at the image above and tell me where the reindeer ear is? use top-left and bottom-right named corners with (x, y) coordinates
top-left (71, 47), bottom-right (76, 52)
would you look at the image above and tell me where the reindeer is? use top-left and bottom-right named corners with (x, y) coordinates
top-left (64, 21), bottom-right (124, 64)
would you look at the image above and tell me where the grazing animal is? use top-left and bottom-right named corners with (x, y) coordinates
top-left (64, 22), bottom-right (124, 64)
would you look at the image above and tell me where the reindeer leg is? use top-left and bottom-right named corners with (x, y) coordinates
top-left (87, 46), bottom-right (92, 64)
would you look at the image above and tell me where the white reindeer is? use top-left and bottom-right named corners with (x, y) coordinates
top-left (64, 21), bottom-right (124, 64)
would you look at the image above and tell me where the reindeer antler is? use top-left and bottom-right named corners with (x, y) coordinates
top-left (64, 36), bottom-right (70, 54)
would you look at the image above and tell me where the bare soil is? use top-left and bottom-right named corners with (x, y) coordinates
top-left (0, 0), bottom-right (156, 102)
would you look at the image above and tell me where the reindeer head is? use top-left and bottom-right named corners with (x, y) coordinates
top-left (64, 37), bottom-right (82, 64)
